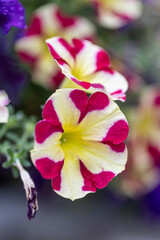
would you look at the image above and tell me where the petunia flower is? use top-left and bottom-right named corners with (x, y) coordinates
top-left (0, 0), bottom-right (26, 34)
top-left (91, 0), bottom-right (142, 29)
top-left (15, 4), bottom-right (95, 90)
top-left (0, 90), bottom-right (9, 123)
top-left (15, 159), bottom-right (38, 219)
top-left (120, 87), bottom-right (160, 198)
top-left (31, 89), bottom-right (129, 200)
top-left (46, 37), bottom-right (128, 102)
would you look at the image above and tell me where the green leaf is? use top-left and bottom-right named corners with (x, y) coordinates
top-left (11, 166), bottom-right (19, 179)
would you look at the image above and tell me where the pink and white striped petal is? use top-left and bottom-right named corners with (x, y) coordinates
top-left (31, 121), bottom-right (64, 179)
top-left (77, 92), bottom-right (129, 143)
top-left (54, 149), bottom-right (88, 200)
top-left (46, 37), bottom-right (75, 68)
top-left (31, 4), bottom-right (61, 37)
top-left (87, 70), bottom-right (128, 101)
top-left (54, 140), bottom-right (127, 200)
top-left (45, 89), bottom-right (88, 129)
top-left (46, 37), bottom-right (110, 75)
top-left (78, 140), bottom-right (127, 184)
top-left (46, 37), bottom-right (128, 101)
top-left (15, 36), bottom-right (43, 65)
top-left (63, 17), bottom-right (95, 41)
top-left (32, 4), bottom-right (95, 40)
top-left (93, 0), bottom-right (143, 29)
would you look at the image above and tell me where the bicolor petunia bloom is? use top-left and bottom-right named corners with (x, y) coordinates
top-left (31, 89), bottom-right (129, 200)
top-left (120, 88), bottom-right (160, 197)
top-left (0, 0), bottom-right (26, 34)
top-left (46, 37), bottom-right (128, 102)
top-left (15, 4), bottom-right (95, 90)
top-left (0, 90), bottom-right (9, 123)
top-left (91, 0), bottom-right (142, 29)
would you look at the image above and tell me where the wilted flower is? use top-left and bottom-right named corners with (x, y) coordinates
top-left (15, 4), bottom-right (95, 90)
top-left (46, 37), bottom-right (128, 102)
top-left (15, 159), bottom-right (38, 219)
top-left (0, 90), bottom-right (9, 123)
top-left (91, 0), bottom-right (142, 29)
top-left (120, 88), bottom-right (160, 197)
top-left (0, 0), bottom-right (26, 34)
top-left (31, 89), bottom-right (129, 200)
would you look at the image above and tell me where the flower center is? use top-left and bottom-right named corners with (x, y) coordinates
top-left (71, 66), bottom-right (84, 80)
top-left (100, 0), bottom-right (116, 8)
top-left (59, 130), bottom-right (83, 151)
top-left (135, 110), bottom-right (154, 138)
top-left (60, 131), bottom-right (76, 145)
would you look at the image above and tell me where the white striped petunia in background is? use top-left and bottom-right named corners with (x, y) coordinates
top-left (91, 0), bottom-right (143, 29)
top-left (46, 37), bottom-right (128, 102)
top-left (15, 4), bottom-right (95, 90)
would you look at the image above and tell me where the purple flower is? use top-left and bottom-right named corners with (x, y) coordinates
top-left (0, 0), bottom-right (26, 34)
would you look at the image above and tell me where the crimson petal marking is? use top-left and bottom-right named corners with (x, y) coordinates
top-left (80, 161), bottom-right (115, 192)
top-left (51, 70), bottom-right (65, 88)
top-left (35, 158), bottom-right (64, 180)
top-left (58, 38), bottom-right (75, 59)
top-left (96, 50), bottom-right (110, 71)
top-left (26, 16), bottom-right (42, 36)
top-left (110, 90), bottom-right (126, 102)
top-left (35, 120), bottom-right (63, 144)
top-left (70, 89), bottom-right (88, 123)
top-left (70, 76), bottom-right (91, 89)
top-left (70, 89), bottom-right (88, 112)
top-left (103, 120), bottom-right (129, 144)
top-left (105, 142), bottom-right (126, 153)
top-left (90, 83), bottom-right (104, 89)
top-left (111, 10), bottom-right (133, 22)
top-left (72, 38), bottom-right (85, 56)
top-left (46, 38), bottom-right (74, 67)
top-left (17, 51), bottom-right (37, 65)
top-left (154, 95), bottom-right (160, 106)
top-left (78, 92), bottom-right (110, 123)
top-left (51, 175), bottom-right (62, 191)
top-left (47, 43), bottom-right (61, 60)
top-left (55, 8), bottom-right (76, 28)
top-left (148, 145), bottom-right (160, 167)
top-left (42, 99), bottom-right (63, 128)
top-left (87, 92), bottom-right (110, 112)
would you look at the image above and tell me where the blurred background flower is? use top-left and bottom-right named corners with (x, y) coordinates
top-left (120, 87), bottom-right (160, 198)
top-left (90, 0), bottom-right (143, 29)
top-left (15, 4), bottom-right (95, 90)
